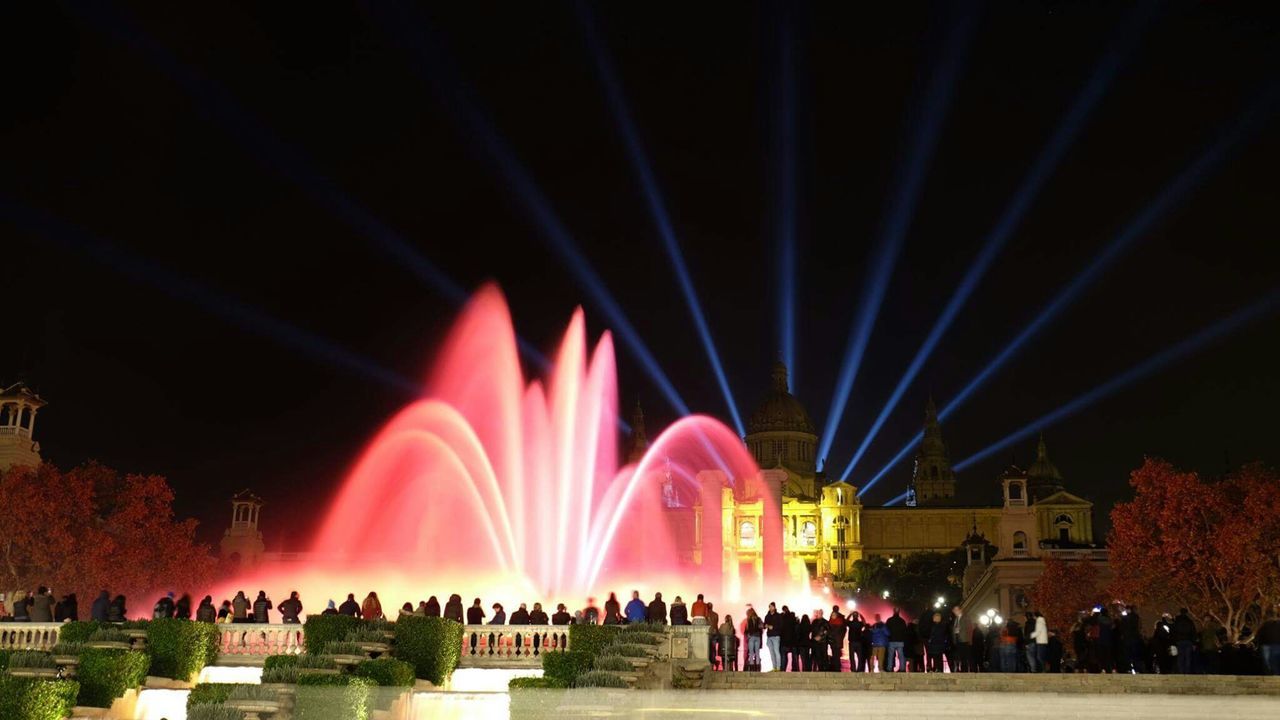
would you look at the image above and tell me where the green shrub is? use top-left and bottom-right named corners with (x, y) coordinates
top-left (145, 618), bottom-right (221, 680)
top-left (0, 650), bottom-right (9, 672)
top-left (592, 654), bottom-right (633, 672)
top-left (605, 643), bottom-right (648, 657)
top-left (321, 641), bottom-right (365, 656)
top-left (566, 624), bottom-right (622, 658)
top-left (296, 654), bottom-right (338, 670)
top-left (261, 665), bottom-right (301, 684)
top-left (86, 628), bottom-right (130, 644)
top-left (0, 676), bottom-right (79, 720)
top-left (353, 657), bottom-right (415, 687)
top-left (75, 649), bottom-right (149, 707)
top-left (573, 670), bottom-right (629, 688)
top-left (365, 618), bottom-right (393, 632)
top-left (345, 629), bottom-right (388, 644)
top-left (622, 621), bottom-right (665, 633)
top-left (391, 616), bottom-right (463, 685)
top-left (623, 632), bottom-right (662, 645)
top-left (542, 651), bottom-right (592, 685)
top-left (186, 682), bottom-right (234, 709)
top-left (186, 705), bottom-right (244, 720)
top-left (295, 674), bottom-right (375, 720)
top-left (120, 619), bottom-right (150, 630)
top-left (227, 684), bottom-right (280, 701)
top-left (56, 621), bottom-right (102, 644)
top-left (50, 642), bottom-right (85, 657)
top-left (7, 651), bottom-right (56, 669)
top-left (263, 654), bottom-right (300, 670)
top-left (508, 676), bottom-right (568, 689)
top-left (303, 614), bottom-right (364, 655)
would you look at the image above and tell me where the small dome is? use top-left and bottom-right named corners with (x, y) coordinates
top-left (1027, 435), bottom-right (1063, 483)
top-left (747, 363), bottom-right (816, 435)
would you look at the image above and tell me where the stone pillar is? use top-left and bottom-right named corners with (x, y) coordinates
top-left (760, 469), bottom-right (786, 586)
top-left (696, 471), bottom-right (725, 601)
top-left (25, 409), bottom-right (35, 438)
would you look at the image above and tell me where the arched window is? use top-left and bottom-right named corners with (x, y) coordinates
top-left (1054, 513), bottom-right (1074, 526)
top-left (740, 521), bottom-right (757, 548)
top-left (1009, 483), bottom-right (1023, 500)
top-left (800, 521), bottom-right (817, 547)
top-left (1013, 531), bottom-right (1028, 552)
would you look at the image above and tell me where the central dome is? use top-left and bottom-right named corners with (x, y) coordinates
top-left (747, 362), bottom-right (816, 435)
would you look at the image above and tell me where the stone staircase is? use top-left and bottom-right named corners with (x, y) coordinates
top-left (704, 670), bottom-right (1280, 695)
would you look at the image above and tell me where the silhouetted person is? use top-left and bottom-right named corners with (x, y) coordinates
top-left (338, 593), bottom-right (361, 617)
top-left (55, 593), bottom-right (78, 622)
top-left (361, 592), bottom-right (383, 621)
top-left (426, 596), bottom-right (442, 618)
top-left (30, 587), bottom-right (54, 622)
top-left (175, 593), bottom-right (192, 620)
top-left (232, 591), bottom-right (250, 622)
top-left (552, 603), bottom-right (572, 625)
top-left (886, 609), bottom-right (908, 671)
top-left (604, 592), bottom-right (622, 624)
top-left (670, 596), bottom-right (689, 625)
top-left (466, 598), bottom-right (485, 624)
top-left (320, 600), bottom-right (337, 616)
top-left (625, 591), bottom-right (646, 623)
top-left (646, 592), bottom-right (667, 624)
top-left (196, 596), bottom-right (217, 623)
top-left (253, 591), bottom-right (272, 623)
top-left (91, 590), bottom-right (110, 622)
top-left (108, 594), bottom-right (127, 623)
top-left (218, 600), bottom-right (233, 621)
top-left (510, 603), bottom-right (530, 625)
top-left (443, 594), bottom-right (463, 622)
top-left (279, 592), bottom-right (303, 624)
top-left (1172, 608), bottom-right (1197, 674)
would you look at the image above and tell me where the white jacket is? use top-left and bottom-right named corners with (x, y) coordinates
top-left (1032, 615), bottom-right (1049, 644)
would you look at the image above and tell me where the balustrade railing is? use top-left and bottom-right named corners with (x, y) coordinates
top-left (460, 624), bottom-right (569, 666)
top-left (0, 622), bottom-right (61, 652)
top-left (216, 623), bottom-right (305, 659)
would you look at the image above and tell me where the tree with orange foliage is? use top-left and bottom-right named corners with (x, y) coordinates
top-left (1029, 556), bottom-right (1104, 632)
top-left (1109, 458), bottom-right (1280, 644)
top-left (0, 461), bottom-right (216, 614)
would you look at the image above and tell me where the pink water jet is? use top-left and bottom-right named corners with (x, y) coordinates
top-left (218, 285), bottom-right (800, 614)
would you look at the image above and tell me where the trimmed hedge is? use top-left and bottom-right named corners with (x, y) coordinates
top-left (263, 654), bottom-right (300, 670)
top-left (573, 670), bottom-right (628, 688)
top-left (295, 674), bottom-right (375, 720)
top-left (8, 651), bottom-right (55, 669)
top-left (303, 615), bottom-right (364, 655)
top-left (509, 676), bottom-right (567, 689)
top-left (261, 666), bottom-right (300, 684)
top-left (391, 616), bottom-right (462, 686)
top-left (76, 648), bottom-right (149, 707)
top-left (353, 657), bottom-right (415, 687)
top-left (187, 682), bottom-right (234, 709)
top-left (592, 654), bottom-right (633, 672)
top-left (604, 643), bottom-right (648, 657)
top-left (186, 705), bottom-right (244, 720)
top-left (0, 676), bottom-right (80, 720)
top-left (542, 651), bottom-right (592, 685)
top-left (0, 649), bottom-right (9, 671)
top-left (145, 618), bottom-right (221, 680)
top-left (566, 624), bottom-right (622, 658)
top-left (55, 621), bottom-right (102, 644)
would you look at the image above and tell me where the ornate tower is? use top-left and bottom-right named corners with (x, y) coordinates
top-left (744, 362), bottom-right (819, 496)
top-left (0, 382), bottom-right (46, 471)
top-left (220, 489), bottom-right (266, 568)
top-left (910, 397), bottom-right (956, 504)
top-left (627, 400), bottom-right (649, 464)
top-left (1025, 434), bottom-right (1065, 502)
top-left (961, 519), bottom-right (988, 597)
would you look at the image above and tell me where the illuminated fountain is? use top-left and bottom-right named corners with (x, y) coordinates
top-left (222, 284), bottom-right (799, 611)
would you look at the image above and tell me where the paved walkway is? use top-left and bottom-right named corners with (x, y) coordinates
top-left (705, 670), bottom-right (1280, 695)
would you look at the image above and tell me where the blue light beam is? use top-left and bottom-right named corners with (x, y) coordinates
top-left (816, 3), bottom-right (977, 466)
top-left (577, 1), bottom-right (742, 433)
top-left (66, 1), bottom-right (552, 374)
top-left (776, 4), bottom-right (798, 385)
top-left (884, 491), bottom-right (912, 507)
top-left (856, 79), bottom-right (1280, 497)
top-left (842, 3), bottom-right (1158, 484)
top-left (364, 1), bottom-right (690, 416)
top-left (953, 287), bottom-right (1280, 472)
top-left (2, 198), bottom-right (422, 396)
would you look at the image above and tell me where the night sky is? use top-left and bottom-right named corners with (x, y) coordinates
top-left (5, 2), bottom-right (1279, 548)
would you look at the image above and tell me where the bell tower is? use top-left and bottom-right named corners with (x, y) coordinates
top-left (220, 489), bottom-right (266, 568)
top-left (0, 382), bottom-right (46, 471)
top-left (910, 397), bottom-right (956, 504)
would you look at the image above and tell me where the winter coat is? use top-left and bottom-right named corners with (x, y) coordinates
top-left (691, 599), bottom-right (707, 618)
top-left (604, 597), bottom-right (622, 624)
top-left (443, 597), bottom-right (463, 622)
top-left (361, 596), bottom-right (383, 621)
top-left (951, 613), bottom-right (970, 643)
top-left (646, 599), bottom-right (667, 624)
top-left (886, 613), bottom-right (907, 642)
top-left (1259, 619), bottom-right (1280, 645)
top-left (253, 596), bottom-right (272, 623)
top-left (91, 592), bottom-right (111, 622)
top-left (1172, 613), bottom-right (1197, 643)
top-left (279, 597), bottom-right (302, 623)
top-left (870, 622), bottom-right (889, 647)
top-left (529, 610), bottom-right (549, 625)
top-left (338, 598), bottom-right (361, 617)
top-left (196, 600), bottom-right (217, 623)
top-left (233, 594), bottom-right (250, 620)
top-left (29, 593), bottom-right (54, 622)
top-left (552, 611), bottom-right (572, 625)
top-left (108, 596), bottom-right (127, 623)
top-left (928, 621), bottom-right (949, 652)
top-left (670, 602), bottom-right (689, 625)
top-left (153, 596), bottom-right (175, 619)
top-left (175, 596), bottom-right (192, 620)
top-left (624, 598), bottom-right (647, 623)
top-left (466, 606), bottom-right (485, 624)
top-left (55, 595), bottom-right (78, 622)
top-left (425, 598), bottom-right (442, 617)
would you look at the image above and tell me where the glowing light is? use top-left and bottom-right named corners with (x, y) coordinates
top-left (986, 609), bottom-right (996, 617)
top-left (979, 615), bottom-right (990, 627)
top-left (774, 4), bottom-right (798, 381)
top-left (882, 590), bottom-right (890, 599)
top-left (817, 5), bottom-right (976, 465)
top-left (847, 599), bottom-right (858, 610)
top-left (955, 287), bottom-right (1280, 472)
top-left (215, 285), bottom-right (800, 609)
top-left (883, 490), bottom-right (911, 507)
top-left (577, 1), bottom-right (742, 432)
top-left (845, 4), bottom-right (1156, 487)
top-left (994, 614), bottom-right (1004, 625)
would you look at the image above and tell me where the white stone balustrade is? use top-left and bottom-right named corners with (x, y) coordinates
top-left (0, 622), bottom-right (62, 651)
top-left (460, 624), bottom-right (570, 667)
top-left (216, 623), bottom-right (305, 661)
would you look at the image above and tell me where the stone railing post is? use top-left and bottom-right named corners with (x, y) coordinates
top-left (0, 622), bottom-right (61, 652)
top-left (458, 624), bottom-right (569, 667)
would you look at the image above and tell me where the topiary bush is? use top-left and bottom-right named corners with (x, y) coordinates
top-left (353, 657), bottom-right (415, 687)
top-left (75, 649), bottom-right (149, 707)
top-left (303, 615), bottom-right (364, 655)
top-left (263, 654), bottom-right (300, 670)
top-left (295, 674), bottom-right (375, 720)
top-left (573, 670), bottom-right (629, 688)
top-left (0, 650), bottom-right (9, 672)
top-left (592, 654), bottom-right (633, 672)
top-left (623, 632), bottom-right (662, 645)
top-left (296, 654), bottom-right (339, 670)
top-left (7, 651), bottom-right (56, 669)
top-left (345, 629), bottom-right (387, 644)
top-left (542, 651), bottom-right (592, 685)
top-left (145, 618), bottom-right (221, 680)
top-left (55, 621), bottom-right (102, 644)
top-left (391, 616), bottom-right (463, 685)
top-left (186, 704), bottom-right (243, 720)
top-left (321, 641), bottom-right (365, 656)
top-left (261, 665), bottom-right (301, 684)
top-left (50, 642), bottom-right (85, 657)
top-left (227, 684), bottom-right (280, 702)
top-left (86, 628), bottom-right (130, 644)
top-left (604, 643), bottom-right (648, 657)
top-left (622, 622), bottom-right (665, 633)
top-left (509, 676), bottom-right (568, 689)
top-left (0, 676), bottom-right (80, 720)
top-left (566, 624), bottom-right (623, 658)
top-left (186, 682), bottom-right (234, 709)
